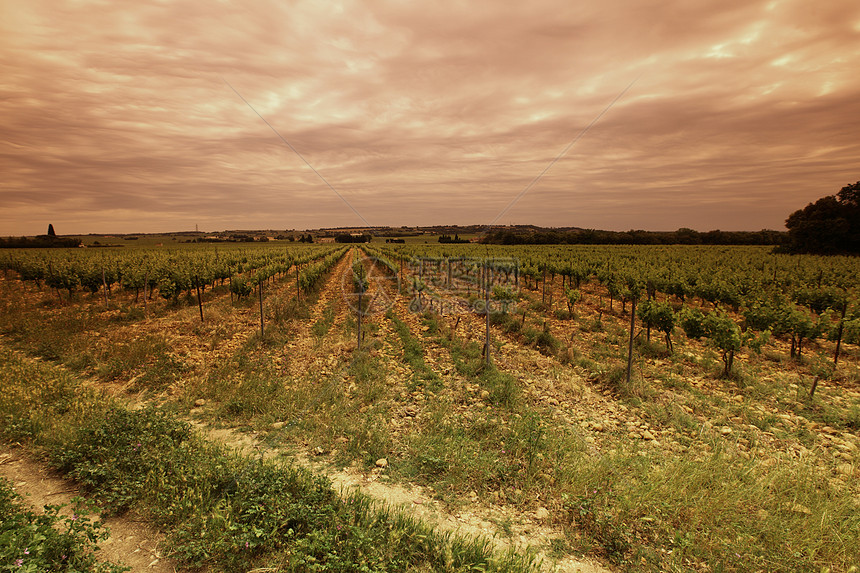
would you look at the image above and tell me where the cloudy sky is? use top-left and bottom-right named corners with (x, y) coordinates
top-left (2, 0), bottom-right (859, 235)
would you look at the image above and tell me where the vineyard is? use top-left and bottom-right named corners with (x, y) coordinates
top-left (1, 241), bottom-right (859, 572)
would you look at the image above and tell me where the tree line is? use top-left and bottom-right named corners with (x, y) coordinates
top-left (479, 228), bottom-right (786, 246)
top-left (782, 181), bottom-right (860, 255)
top-left (0, 236), bottom-right (82, 249)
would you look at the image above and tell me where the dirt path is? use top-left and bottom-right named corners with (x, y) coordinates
top-left (283, 248), bottom-right (354, 379)
top-left (197, 424), bottom-right (612, 573)
top-left (0, 448), bottom-right (178, 573)
top-left (303, 457), bottom-right (610, 573)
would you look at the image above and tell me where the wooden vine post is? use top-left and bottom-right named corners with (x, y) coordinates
top-left (195, 275), bottom-right (204, 322)
top-left (626, 295), bottom-right (637, 386)
top-left (48, 261), bottom-right (62, 303)
top-left (834, 301), bottom-right (847, 365)
top-left (542, 266), bottom-right (547, 304)
top-left (354, 253), bottom-right (366, 350)
top-left (259, 280), bottom-right (265, 338)
top-left (484, 262), bottom-right (492, 366)
top-left (809, 375), bottom-right (820, 399)
top-left (357, 284), bottom-right (363, 350)
top-left (102, 267), bottom-right (108, 307)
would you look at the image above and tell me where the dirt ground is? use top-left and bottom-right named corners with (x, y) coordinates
top-left (192, 425), bottom-right (611, 573)
top-left (1, 436), bottom-right (608, 573)
top-left (0, 447), bottom-right (178, 573)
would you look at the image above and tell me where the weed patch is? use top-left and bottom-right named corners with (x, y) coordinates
top-left (0, 351), bottom-right (539, 573)
top-left (388, 311), bottom-right (442, 390)
top-left (0, 479), bottom-right (129, 573)
top-left (311, 301), bottom-right (335, 342)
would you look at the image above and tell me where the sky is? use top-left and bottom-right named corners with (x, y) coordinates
top-left (2, 0), bottom-right (859, 235)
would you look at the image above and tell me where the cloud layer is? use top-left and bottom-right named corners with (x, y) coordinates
top-left (2, 0), bottom-right (859, 234)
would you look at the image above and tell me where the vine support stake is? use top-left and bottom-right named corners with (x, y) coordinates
top-left (102, 267), bottom-right (108, 307)
top-left (259, 280), bottom-right (265, 339)
top-left (834, 302), bottom-right (847, 365)
top-left (809, 375), bottom-right (820, 400)
top-left (485, 262), bottom-right (492, 366)
top-left (542, 266), bottom-right (547, 304)
top-left (626, 296), bottom-right (637, 385)
top-left (195, 275), bottom-right (204, 322)
top-left (357, 286), bottom-right (363, 350)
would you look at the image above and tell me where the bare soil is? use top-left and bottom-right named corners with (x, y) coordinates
top-left (0, 447), bottom-right (179, 573)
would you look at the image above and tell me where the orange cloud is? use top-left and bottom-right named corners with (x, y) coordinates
top-left (1, 0), bottom-right (859, 234)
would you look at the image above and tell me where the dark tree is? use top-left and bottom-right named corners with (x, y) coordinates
top-left (335, 233), bottom-right (371, 243)
top-left (47, 224), bottom-right (56, 236)
top-left (438, 233), bottom-right (468, 244)
top-left (784, 181), bottom-right (860, 254)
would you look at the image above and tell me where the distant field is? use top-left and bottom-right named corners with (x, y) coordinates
top-left (371, 234), bottom-right (478, 244)
top-left (70, 233), bottom-right (189, 247)
top-left (65, 232), bottom-right (480, 247)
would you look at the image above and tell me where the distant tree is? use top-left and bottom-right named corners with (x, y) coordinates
top-left (0, 235), bottom-right (80, 248)
top-left (675, 228), bottom-right (701, 244)
top-left (783, 181), bottom-right (860, 254)
top-left (47, 224), bottom-right (56, 236)
top-left (478, 227), bottom-right (785, 246)
top-left (335, 233), bottom-right (371, 243)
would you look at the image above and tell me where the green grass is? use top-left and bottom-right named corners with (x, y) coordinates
top-left (440, 326), bottom-right (519, 407)
top-left (0, 348), bottom-right (539, 573)
top-left (311, 300), bottom-right (335, 341)
top-left (387, 310), bottom-right (442, 391)
top-left (522, 324), bottom-right (561, 356)
top-left (0, 479), bottom-right (129, 573)
top-left (490, 310), bottom-right (524, 334)
top-left (557, 445), bottom-right (860, 571)
top-left (397, 404), bottom-right (585, 506)
top-left (0, 283), bottom-right (186, 392)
